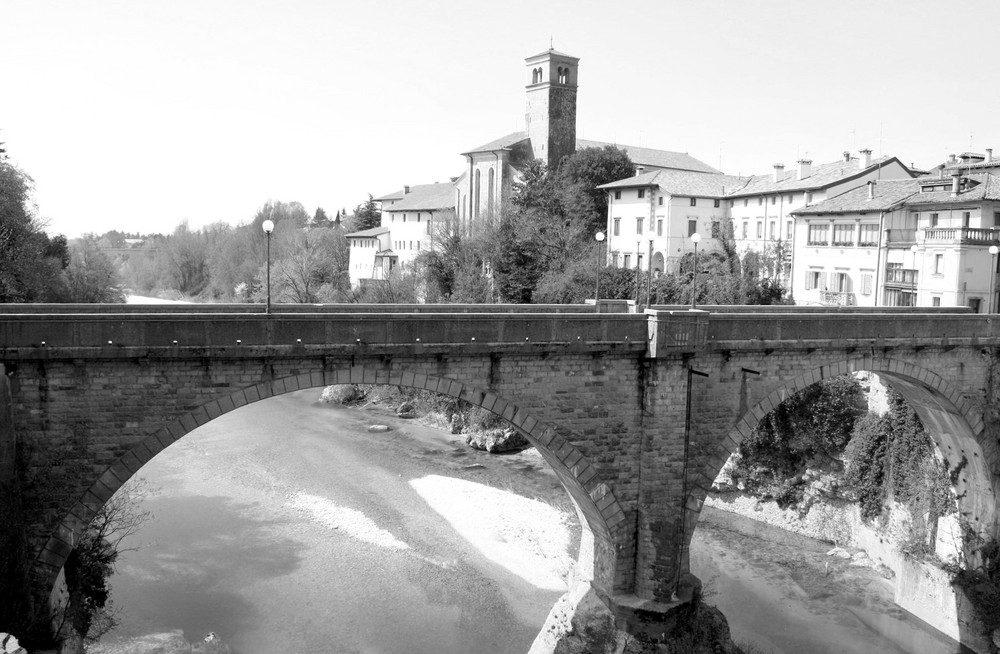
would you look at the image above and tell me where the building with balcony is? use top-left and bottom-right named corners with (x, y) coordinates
top-left (791, 172), bottom-right (1000, 311)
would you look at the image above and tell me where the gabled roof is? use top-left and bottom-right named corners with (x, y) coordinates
top-left (374, 189), bottom-right (406, 202)
top-left (382, 182), bottom-right (455, 212)
top-left (598, 169), bottom-right (748, 197)
top-left (792, 179), bottom-right (921, 215)
top-left (463, 131), bottom-right (528, 155)
top-left (577, 139), bottom-right (720, 174)
top-left (346, 227), bottom-right (389, 238)
top-left (904, 173), bottom-right (1000, 205)
top-left (726, 156), bottom-right (911, 197)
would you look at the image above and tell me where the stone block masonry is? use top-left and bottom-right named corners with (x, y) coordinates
top-left (2, 307), bottom-right (999, 648)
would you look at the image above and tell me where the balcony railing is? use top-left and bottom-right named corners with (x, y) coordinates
top-left (820, 291), bottom-right (856, 306)
top-left (885, 268), bottom-right (918, 285)
top-left (924, 227), bottom-right (999, 244)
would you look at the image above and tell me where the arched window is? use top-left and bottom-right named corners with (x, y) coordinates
top-left (488, 168), bottom-right (495, 213)
top-left (532, 68), bottom-right (539, 84)
top-left (474, 170), bottom-right (481, 219)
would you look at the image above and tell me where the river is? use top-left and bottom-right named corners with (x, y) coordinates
top-left (92, 389), bottom-right (968, 654)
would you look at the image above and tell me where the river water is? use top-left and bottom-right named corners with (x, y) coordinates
top-left (93, 389), bottom-right (968, 654)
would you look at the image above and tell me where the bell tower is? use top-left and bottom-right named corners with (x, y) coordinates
top-left (525, 48), bottom-right (579, 170)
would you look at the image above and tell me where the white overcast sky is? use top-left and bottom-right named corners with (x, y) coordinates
top-left (4, 0), bottom-right (999, 238)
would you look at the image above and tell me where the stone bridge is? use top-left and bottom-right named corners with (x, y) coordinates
top-left (2, 304), bottom-right (999, 647)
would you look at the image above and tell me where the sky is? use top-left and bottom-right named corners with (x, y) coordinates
top-left (4, 0), bottom-right (1000, 239)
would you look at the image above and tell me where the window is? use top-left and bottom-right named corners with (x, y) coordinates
top-left (638, 189), bottom-right (645, 199)
top-left (637, 254), bottom-right (643, 269)
top-left (474, 170), bottom-right (481, 218)
top-left (758, 197), bottom-right (763, 206)
top-left (688, 219), bottom-right (698, 236)
top-left (742, 222), bottom-right (748, 238)
top-left (805, 191), bottom-right (813, 203)
top-left (861, 272), bottom-right (873, 295)
top-left (402, 213), bottom-right (407, 222)
top-left (713, 199), bottom-right (720, 208)
top-left (859, 223), bottom-right (879, 246)
top-left (786, 221), bottom-right (793, 240)
top-left (771, 196), bottom-right (776, 205)
top-left (963, 211), bottom-right (971, 227)
top-left (690, 197), bottom-right (697, 207)
top-left (994, 211), bottom-right (1000, 227)
top-left (769, 221), bottom-right (776, 240)
top-left (658, 196), bottom-right (664, 206)
top-left (935, 253), bottom-right (944, 274)
top-left (636, 218), bottom-right (643, 234)
top-left (488, 168), bottom-right (495, 210)
top-left (711, 221), bottom-right (720, 238)
top-left (788, 194), bottom-right (795, 203)
top-left (807, 223), bottom-right (829, 245)
top-left (805, 270), bottom-right (825, 290)
top-left (426, 220), bottom-right (432, 234)
top-left (657, 219), bottom-right (663, 236)
top-left (743, 199), bottom-right (748, 207)
top-left (756, 221), bottom-right (763, 239)
top-left (613, 218), bottom-right (621, 236)
top-left (932, 296), bottom-right (941, 307)
top-left (623, 254), bottom-right (631, 268)
top-left (930, 213), bottom-right (939, 227)
top-left (833, 271), bottom-right (852, 292)
top-left (832, 223), bottom-right (855, 246)
top-left (614, 190), bottom-right (621, 200)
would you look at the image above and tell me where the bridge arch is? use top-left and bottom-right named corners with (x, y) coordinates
top-left (35, 365), bottom-right (625, 605)
top-left (689, 355), bottom-right (997, 549)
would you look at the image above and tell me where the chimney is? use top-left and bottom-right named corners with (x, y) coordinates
top-left (859, 148), bottom-right (872, 169)
top-left (798, 159), bottom-right (812, 179)
top-left (951, 172), bottom-right (961, 196)
top-left (938, 165), bottom-right (945, 179)
top-left (843, 151), bottom-right (852, 163)
top-left (867, 180), bottom-right (875, 200)
top-left (987, 148), bottom-right (993, 163)
top-left (773, 163), bottom-right (785, 183)
top-left (637, 166), bottom-right (645, 175)
top-left (404, 185), bottom-right (411, 194)
top-left (948, 153), bottom-right (957, 164)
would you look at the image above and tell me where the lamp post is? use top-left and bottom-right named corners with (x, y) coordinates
top-left (990, 245), bottom-right (999, 313)
top-left (594, 231), bottom-right (605, 312)
top-left (690, 232), bottom-right (701, 310)
top-left (262, 219), bottom-right (275, 314)
top-left (634, 240), bottom-right (641, 305)
top-left (910, 243), bottom-right (919, 307)
top-left (646, 238), bottom-right (654, 307)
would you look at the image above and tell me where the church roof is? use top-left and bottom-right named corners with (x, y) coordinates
top-left (578, 140), bottom-right (720, 174)
top-left (382, 183), bottom-right (455, 211)
top-left (525, 48), bottom-right (578, 61)
top-left (462, 132), bottom-right (719, 174)
top-left (598, 170), bottom-right (748, 198)
top-left (463, 132), bottom-right (529, 155)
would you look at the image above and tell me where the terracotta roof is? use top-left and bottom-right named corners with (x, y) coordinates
top-left (792, 179), bottom-right (920, 215)
top-left (578, 139), bottom-right (720, 174)
top-left (526, 48), bottom-right (578, 61)
top-left (346, 227), bottom-right (389, 238)
top-left (382, 183), bottom-right (455, 212)
top-left (903, 173), bottom-right (1000, 205)
top-left (463, 132), bottom-right (528, 155)
top-left (726, 156), bottom-right (910, 197)
top-left (598, 170), bottom-right (748, 197)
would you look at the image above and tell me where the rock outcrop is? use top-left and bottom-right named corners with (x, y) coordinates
top-left (465, 427), bottom-right (529, 453)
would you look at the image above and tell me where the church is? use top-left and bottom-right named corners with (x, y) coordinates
top-left (348, 48), bottom-right (719, 287)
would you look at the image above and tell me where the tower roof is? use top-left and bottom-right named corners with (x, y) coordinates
top-left (525, 48), bottom-right (579, 63)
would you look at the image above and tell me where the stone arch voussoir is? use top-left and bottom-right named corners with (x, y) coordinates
top-left (36, 364), bottom-right (624, 600)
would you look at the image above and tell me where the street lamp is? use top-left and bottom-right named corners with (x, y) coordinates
top-left (594, 231), bottom-right (605, 312)
top-left (910, 243), bottom-right (919, 307)
top-left (690, 232), bottom-right (701, 310)
top-left (990, 245), bottom-right (999, 313)
top-left (634, 240), bottom-right (642, 305)
top-left (262, 219), bottom-right (275, 314)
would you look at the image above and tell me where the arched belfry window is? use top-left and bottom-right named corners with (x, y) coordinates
top-left (532, 68), bottom-right (539, 84)
top-left (558, 67), bottom-right (568, 84)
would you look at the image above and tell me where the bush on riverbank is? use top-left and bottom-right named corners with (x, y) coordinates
top-left (319, 384), bottom-right (507, 438)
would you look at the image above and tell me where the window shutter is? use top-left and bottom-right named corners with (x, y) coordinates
top-left (805, 272), bottom-right (813, 290)
top-left (862, 273), bottom-right (872, 295)
top-left (821, 272), bottom-right (829, 290)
